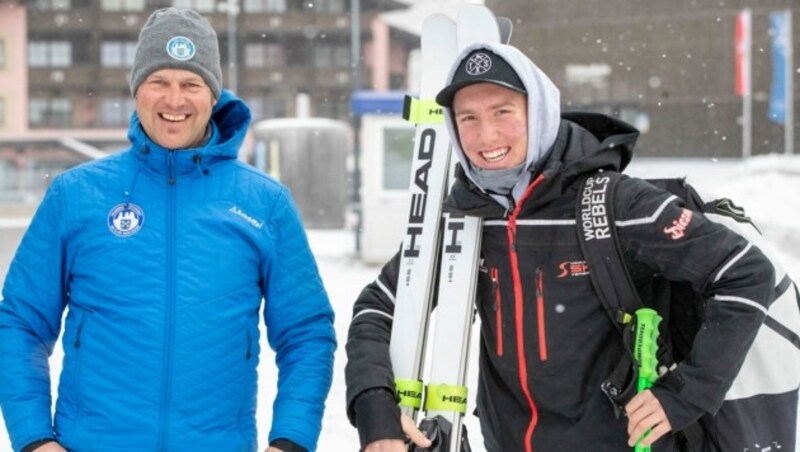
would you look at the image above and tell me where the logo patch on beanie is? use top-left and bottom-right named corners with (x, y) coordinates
top-left (466, 52), bottom-right (492, 76)
top-left (166, 36), bottom-right (196, 61)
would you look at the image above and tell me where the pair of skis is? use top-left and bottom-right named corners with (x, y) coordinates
top-left (389, 6), bottom-right (511, 451)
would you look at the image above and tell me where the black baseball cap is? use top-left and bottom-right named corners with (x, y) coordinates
top-left (436, 48), bottom-right (527, 107)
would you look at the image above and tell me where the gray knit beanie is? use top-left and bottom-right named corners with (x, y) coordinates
top-left (130, 7), bottom-right (222, 99)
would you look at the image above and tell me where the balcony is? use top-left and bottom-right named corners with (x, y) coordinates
top-left (28, 9), bottom-right (97, 32)
top-left (241, 12), bottom-right (354, 36)
top-left (28, 65), bottom-right (96, 91)
top-left (240, 65), bottom-right (310, 90)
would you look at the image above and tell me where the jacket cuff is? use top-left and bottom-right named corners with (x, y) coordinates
top-left (22, 439), bottom-right (55, 452)
top-left (651, 372), bottom-right (705, 432)
top-left (269, 438), bottom-right (308, 452)
top-left (353, 388), bottom-right (405, 447)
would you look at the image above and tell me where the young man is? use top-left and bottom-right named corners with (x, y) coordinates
top-left (345, 41), bottom-right (775, 451)
top-left (0, 8), bottom-right (336, 452)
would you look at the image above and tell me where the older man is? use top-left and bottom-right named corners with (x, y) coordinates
top-left (0, 8), bottom-right (335, 452)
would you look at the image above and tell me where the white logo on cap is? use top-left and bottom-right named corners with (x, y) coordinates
top-left (466, 53), bottom-right (492, 76)
top-left (166, 36), bottom-right (196, 61)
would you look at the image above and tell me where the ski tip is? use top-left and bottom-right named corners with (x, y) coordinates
top-left (421, 13), bottom-right (457, 47)
top-left (419, 12), bottom-right (457, 98)
top-left (456, 4), bottom-right (501, 49)
top-left (422, 12), bottom-right (456, 30)
top-left (457, 3), bottom-right (493, 17)
top-left (497, 17), bottom-right (513, 44)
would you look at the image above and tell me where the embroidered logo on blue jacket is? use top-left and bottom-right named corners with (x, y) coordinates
top-left (166, 36), bottom-right (196, 61)
top-left (229, 205), bottom-right (263, 229)
top-left (108, 203), bottom-right (145, 237)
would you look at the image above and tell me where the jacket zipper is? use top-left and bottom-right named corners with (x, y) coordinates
top-left (158, 151), bottom-right (178, 451)
top-left (491, 267), bottom-right (503, 357)
top-left (246, 329), bottom-right (253, 360)
top-left (73, 311), bottom-right (89, 420)
top-left (507, 174), bottom-right (545, 452)
top-left (536, 268), bottom-right (547, 361)
top-left (74, 313), bottom-right (87, 349)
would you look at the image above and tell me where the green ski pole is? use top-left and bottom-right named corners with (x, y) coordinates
top-left (633, 308), bottom-right (662, 452)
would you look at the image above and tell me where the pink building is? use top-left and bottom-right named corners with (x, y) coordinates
top-left (0, 1), bottom-right (28, 134)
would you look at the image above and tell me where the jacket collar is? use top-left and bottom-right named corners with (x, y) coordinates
top-left (445, 113), bottom-right (639, 217)
top-left (127, 89), bottom-right (251, 177)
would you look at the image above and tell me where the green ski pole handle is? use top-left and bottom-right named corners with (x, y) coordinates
top-left (633, 308), bottom-right (662, 452)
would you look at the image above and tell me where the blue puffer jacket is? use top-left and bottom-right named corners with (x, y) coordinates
top-left (0, 90), bottom-right (336, 452)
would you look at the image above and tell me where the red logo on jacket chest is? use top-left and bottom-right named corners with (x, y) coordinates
top-left (557, 261), bottom-right (589, 278)
top-left (663, 208), bottom-right (694, 240)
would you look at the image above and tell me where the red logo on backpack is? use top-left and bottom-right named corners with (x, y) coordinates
top-left (663, 208), bottom-right (693, 240)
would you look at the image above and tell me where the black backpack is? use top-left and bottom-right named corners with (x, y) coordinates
top-left (576, 170), bottom-right (800, 451)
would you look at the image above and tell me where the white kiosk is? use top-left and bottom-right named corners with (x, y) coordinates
top-left (351, 91), bottom-right (415, 264)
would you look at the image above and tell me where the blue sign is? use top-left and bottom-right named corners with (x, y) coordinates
top-left (350, 90), bottom-right (407, 116)
top-left (768, 11), bottom-right (790, 124)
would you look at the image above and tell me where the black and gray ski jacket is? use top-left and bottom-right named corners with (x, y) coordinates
top-left (345, 112), bottom-right (775, 452)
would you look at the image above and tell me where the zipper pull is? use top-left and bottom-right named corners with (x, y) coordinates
top-left (75, 318), bottom-right (86, 348)
top-left (491, 268), bottom-right (500, 311)
top-left (168, 151), bottom-right (176, 185)
top-left (535, 267), bottom-right (544, 295)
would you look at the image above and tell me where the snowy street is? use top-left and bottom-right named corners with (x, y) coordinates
top-left (1, 156), bottom-right (799, 451)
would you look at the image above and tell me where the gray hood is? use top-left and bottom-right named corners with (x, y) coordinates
top-left (443, 42), bottom-right (561, 209)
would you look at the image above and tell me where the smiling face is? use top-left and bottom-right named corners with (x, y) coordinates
top-left (452, 82), bottom-right (528, 170)
top-left (134, 68), bottom-right (216, 150)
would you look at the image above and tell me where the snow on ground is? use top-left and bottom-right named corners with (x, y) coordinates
top-left (0, 156), bottom-right (798, 451)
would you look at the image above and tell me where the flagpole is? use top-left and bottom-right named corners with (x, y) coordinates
top-left (736, 9), bottom-right (753, 158)
top-left (785, 9), bottom-right (794, 155)
top-left (744, 87), bottom-right (752, 158)
top-left (743, 9), bottom-right (752, 158)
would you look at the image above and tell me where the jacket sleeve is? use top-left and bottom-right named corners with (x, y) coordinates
top-left (613, 176), bottom-right (775, 432)
top-left (261, 188), bottom-right (337, 451)
top-left (344, 250), bottom-right (406, 446)
top-left (0, 178), bottom-right (70, 451)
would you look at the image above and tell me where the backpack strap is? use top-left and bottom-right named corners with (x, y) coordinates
top-left (575, 171), bottom-right (643, 323)
top-left (575, 170), bottom-right (643, 414)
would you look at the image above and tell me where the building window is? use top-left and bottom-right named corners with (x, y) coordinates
top-left (381, 127), bottom-right (414, 190)
top-left (100, 97), bottom-right (135, 127)
top-left (315, 96), bottom-right (348, 120)
top-left (173, 0), bottom-right (216, 13)
top-left (100, 0), bottom-right (145, 11)
top-left (33, 0), bottom-right (71, 10)
top-left (246, 95), bottom-right (287, 121)
top-left (28, 41), bottom-right (72, 67)
top-left (29, 97), bottom-right (72, 127)
top-left (246, 96), bottom-right (264, 120)
top-left (244, 43), bottom-right (284, 68)
top-left (306, 0), bottom-right (344, 14)
top-left (244, 0), bottom-right (286, 13)
top-left (313, 45), bottom-right (349, 69)
top-left (0, 40), bottom-right (5, 69)
top-left (101, 41), bottom-right (137, 68)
